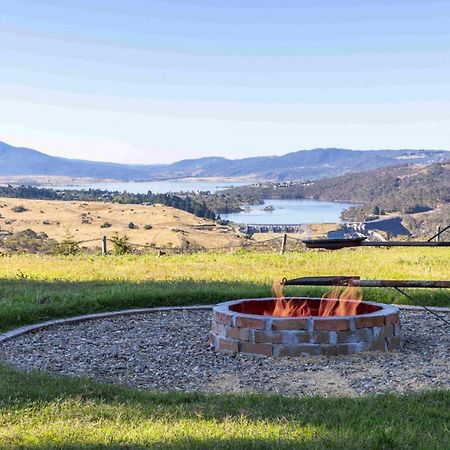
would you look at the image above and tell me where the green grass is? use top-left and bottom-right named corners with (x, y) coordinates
top-left (0, 249), bottom-right (449, 449)
top-left (0, 248), bottom-right (449, 331)
top-left (0, 364), bottom-right (449, 449)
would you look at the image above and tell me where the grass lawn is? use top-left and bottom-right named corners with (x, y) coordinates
top-left (1, 364), bottom-right (449, 449)
top-left (0, 249), bottom-right (449, 449)
top-left (0, 248), bottom-right (449, 331)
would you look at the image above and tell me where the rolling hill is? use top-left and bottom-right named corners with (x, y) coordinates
top-left (1, 140), bottom-right (449, 182)
top-left (214, 161), bottom-right (450, 237)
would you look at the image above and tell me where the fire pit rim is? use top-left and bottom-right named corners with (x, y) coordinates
top-left (214, 297), bottom-right (399, 321)
top-left (211, 297), bottom-right (401, 356)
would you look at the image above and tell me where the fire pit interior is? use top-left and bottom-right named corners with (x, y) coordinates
top-left (211, 296), bottom-right (401, 357)
top-left (229, 298), bottom-right (383, 316)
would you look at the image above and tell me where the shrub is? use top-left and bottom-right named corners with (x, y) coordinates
top-left (100, 222), bottom-right (112, 228)
top-left (54, 239), bottom-right (80, 256)
top-left (53, 231), bottom-right (80, 256)
top-left (128, 222), bottom-right (138, 229)
top-left (1, 229), bottom-right (57, 254)
top-left (12, 205), bottom-right (27, 213)
top-left (80, 213), bottom-right (93, 224)
top-left (143, 224), bottom-right (153, 230)
top-left (110, 233), bottom-right (132, 255)
top-left (404, 205), bottom-right (432, 214)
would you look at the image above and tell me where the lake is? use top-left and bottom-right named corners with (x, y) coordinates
top-left (46, 180), bottom-right (354, 224)
top-left (220, 198), bottom-right (354, 224)
top-left (47, 179), bottom-right (245, 194)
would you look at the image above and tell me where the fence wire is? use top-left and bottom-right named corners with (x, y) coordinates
top-left (44, 234), bottom-right (310, 255)
top-left (101, 234), bottom-right (302, 255)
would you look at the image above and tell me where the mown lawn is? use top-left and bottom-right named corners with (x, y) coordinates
top-left (0, 248), bottom-right (449, 331)
top-left (0, 249), bottom-right (449, 449)
top-left (0, 364), bottom-right (449, 449)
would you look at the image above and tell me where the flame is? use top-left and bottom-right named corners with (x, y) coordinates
top-left (333, 282), bottom-right (363, 316)
top-left (268, 278), bottom-right (363, 317)
top-left (318, 284), bottom-right (341, 317)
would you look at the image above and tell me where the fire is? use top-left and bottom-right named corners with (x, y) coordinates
top-left (267, 279), bottom-right (363, 317)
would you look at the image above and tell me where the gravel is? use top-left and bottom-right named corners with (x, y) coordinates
top-left (1, 310), bottom-right (449, 397)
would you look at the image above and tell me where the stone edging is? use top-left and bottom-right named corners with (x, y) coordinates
top-left (0, 303), bottom-right (448, 345)
top-left (0, 305), bottom-right (214, 344)
top-left (393, 304), bottom-right (450, 312)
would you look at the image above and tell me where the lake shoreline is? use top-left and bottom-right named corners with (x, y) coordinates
top-left (3, 178), bottom-right (360, 226)
top-left (221, 198), bottom-right (357, 225)
top-left (0, 175), bottom-right (258, 187)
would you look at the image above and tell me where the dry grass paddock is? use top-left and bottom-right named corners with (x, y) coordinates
top-left (0, 197), bottom-right (243, 250)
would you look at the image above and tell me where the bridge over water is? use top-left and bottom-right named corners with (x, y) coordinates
top-left (240, 223), bottom-right (304, 234)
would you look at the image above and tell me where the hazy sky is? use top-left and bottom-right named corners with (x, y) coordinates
top-left (1, 0), bottom-right (449, 164)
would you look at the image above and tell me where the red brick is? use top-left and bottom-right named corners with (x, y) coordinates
top-left (209, 333), bottom-right (217, 348)
top-left (369, 338), bottom-right (387, 351)
top-left (373, 325), bottom-right (394, 339)
top-left (226, 326), bottom-right (250, 341)
top-left (235, 316), bottom-right (265, 329)
top-left (335, 328), bottom-right (372, 343)
top-left (272, 318), bottom-right (308, 331)
top-left (217, 337), bottom-right (239, 353)
top-left (386, 336), bottom-right (401, 351)
top-left (311, 331), bottom-right (331, 344)
top-left (293, 331), bottom-right (315, 344)
top-left (321, 343), bottom-right (360, 356)
top-left (213, 311), bottom-right (232, 325)
top-left (253, 330), bottom-right (283, 344)
top-left (275, 344), bottom-right (317, 356)
top-left (385, 313), bottom-right (400, 325)
top-left (211, 321), bottom-right (226, 336)
top-left (314, 318), bottom-right (350, 331)
top-left (240, 341), bottom-right (272, 356)
top-left (355, 315), bottom-right (385, 329)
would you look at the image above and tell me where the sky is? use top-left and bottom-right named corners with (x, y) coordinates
top-left (1, 0), bottom-right (450, 164)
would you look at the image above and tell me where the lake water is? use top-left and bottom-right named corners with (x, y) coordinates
top-left (221, 198), bottom-right (354, 224)
top-left (46, 180), bottom-right (353, 224)
top-left (47, 179), bottom-right (245, 194)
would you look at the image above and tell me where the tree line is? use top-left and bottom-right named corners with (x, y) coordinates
top-left (0, 185), bottom-right (217, 220)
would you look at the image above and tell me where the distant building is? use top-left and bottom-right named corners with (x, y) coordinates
top-left (326, 230), bottom-right (346, 239)
top-left (347, 216), bottom-right (411, 237)
top-left (240, 224), bottom-right (303, 234)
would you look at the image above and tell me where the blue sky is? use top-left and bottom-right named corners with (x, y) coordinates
top-left (1, 0), bottom-right (449, 164)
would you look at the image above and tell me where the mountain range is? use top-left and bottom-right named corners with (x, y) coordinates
top-left (1, 140), bottom-right (449, 182)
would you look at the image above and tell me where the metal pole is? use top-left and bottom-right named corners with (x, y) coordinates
top-left (101, 236), bottom-right (107, 255)
top-left (281, 277), bottom-right (450, 289)
top-left (427, 224), bottom-right (450, 242)
top-left (352, 280), bottom-right (450, 289)
top-left (436, 226), bottom-right (441, 242)
top-left (280, 233), bottom-right (287, 254)
top-left (360, 241), bottom-right (450, 247)
top-left (394, 287), bottom-right (450, 327)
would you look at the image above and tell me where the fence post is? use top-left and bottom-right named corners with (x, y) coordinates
top-left (280, 233), bottom-right (287, 254)
top-left (101, 236), bottom-right (107, 255)
top-left (435, 226), bottom-right (441, 242)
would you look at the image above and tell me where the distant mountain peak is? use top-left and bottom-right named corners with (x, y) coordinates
top-left (0, 139), bottom-right (448, 182)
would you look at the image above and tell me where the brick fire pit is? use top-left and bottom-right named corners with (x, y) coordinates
top-left (210, 298), bottom-right (401, 356)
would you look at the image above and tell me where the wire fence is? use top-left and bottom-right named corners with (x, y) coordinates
top-left (65, 234), bottom-right (307, 255)
top-left (4, 225), bottom-right (448, 256)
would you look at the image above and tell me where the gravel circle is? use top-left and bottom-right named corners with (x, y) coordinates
top-left (1, 310), bottom-right (449, 397)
